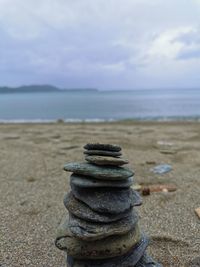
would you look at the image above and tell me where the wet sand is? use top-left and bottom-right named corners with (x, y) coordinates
top-left (0, 121), bottom-right (199, 267)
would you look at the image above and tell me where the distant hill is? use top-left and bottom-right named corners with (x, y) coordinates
top-left (0, 85), bottom-right (98, 94)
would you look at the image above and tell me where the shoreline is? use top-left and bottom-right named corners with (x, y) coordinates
top-left (1, 116), bottom-right (200, 124)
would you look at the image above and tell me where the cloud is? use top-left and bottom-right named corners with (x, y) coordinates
top-left (146, 28), bottom-right (191, 60)
top-left (142, 26), bottom-right (200, 62)
top-left (0, 0), bottom-right (152, 39)
top-left (175, 28), bottom-right (200, 59)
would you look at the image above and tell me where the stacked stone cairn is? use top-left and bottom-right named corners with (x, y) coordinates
top-left (55, 143), bottom-right (162, 267)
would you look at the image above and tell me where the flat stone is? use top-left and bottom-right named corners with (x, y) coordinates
top-left (64, 163), bottom-right (133, 181)
top-left (71, 184), bottom-right (142, 214)
top-left (84, 150), bottom-right (122, 157)
top-left (135, 253), bottom-right (163, 267)
top-left (55, 218), bottom-right (141, 259)
top-left (85, 155), bottom-right (129, 166)
top-left (68, 211), bottom-right (138, 241)
top-left (70, 174), bottom-right (134, 189)
top-left (64, 192), bottom-right (133, 223)
top-left (84, 143), bottom-right (121, 152)
top-left (66, 235), bottom-right (148, 267)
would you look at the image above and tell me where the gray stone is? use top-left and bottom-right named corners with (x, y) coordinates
top-left (66, 235), bottom-right (148, 267)
top-left (189, 257), bottom-right (200, 267)
top-left (55, 217), bottom-right (141, 259)
top-left (68, 211), bottom-right (138, 241)
top-left (84, 150), bottom-right (122, 157)
top-left (70, 174), bottom-right (134, 189)
top-left (64, 162), bottom-right (133, 181)
top-left (135, 253), bottom-right (163, 267)
top-left (84, 143), bottom-right (121, 152)
top-left (85, 155), bottom-right (129, 166)
top-left (71, 184), bottom-right (142, 214)
top-left (64, 192), bottom-right (133, 223)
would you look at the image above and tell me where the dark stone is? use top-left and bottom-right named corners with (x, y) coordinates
top-left (68, 211), bottom-right (138, 241)
top-left (85, 155), bottom-right (129, 166)
top-left (84, 143), bottom-right (121, 152)
top-left (55, 219), bottom-right (141, 259)
top-left (135, 253), bottom-right (163, 267)
top-left (84, 150), bottom-right (122, 157)
top-left (70, 174), bottom-right (134, 189)
top-left (71, 184), bottom-right (142, 214)
top-left (64, 192), bottom-right (134, 223)
top-left (66, 235), bottom-right (148, 267)
top-left (189, 257), bottom-right (200, 267)
top-left (64, 163), bottom-right (134, 181)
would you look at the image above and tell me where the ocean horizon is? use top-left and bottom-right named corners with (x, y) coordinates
top-left (0, 88), bottom-right (200, 122)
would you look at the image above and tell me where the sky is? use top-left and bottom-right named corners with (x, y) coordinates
top-left (1, 0), bottom-right (200, 89)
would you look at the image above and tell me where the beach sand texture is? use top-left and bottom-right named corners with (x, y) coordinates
top-left (0, 121), bottom-right (199, 267)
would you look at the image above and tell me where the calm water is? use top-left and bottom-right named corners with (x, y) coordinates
top-left (0, 89), bottom-right (200, 122)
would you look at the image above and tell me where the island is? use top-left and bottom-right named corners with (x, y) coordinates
top-left (0, 85), bottom-right (98, 94)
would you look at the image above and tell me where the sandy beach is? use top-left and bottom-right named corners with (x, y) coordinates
top-left (0, 121), bottom-right (199, 267)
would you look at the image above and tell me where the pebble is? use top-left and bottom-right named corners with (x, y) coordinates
top-left (189, 257), bottom-right (200, 267)
top-left (157, 141), bottom-right (173, 146)
top-left (64, 162), bottom-right (134, 181)
top-left (132, 184), bottom-right (177, 196)
top-left (84, 150), bottom-right (122, 157)
top-left (135, 252), bottom-right (163, 267)
top-left (150, 164), bottom-right (172, 174)
top-left (159, 150), bottom-right (176, 155)
top-left (195, 207), bottom-right (200, 219)
top-left (84, 143), bottom-right (121, 152)
top-left (71, 184), bottom-right (142, 214)
top-left (70, 174), bottom-right (134, 189)
top-left (66, 235), bottom-right (148, 267)
top-left (55, 220), bottom-right (141, 259)
top-left (68, 211), bottom-right (138, 241)
top-left (64, 192), bottom-right (133, 223)
top-left (85, 155), bottom-right (129, 166)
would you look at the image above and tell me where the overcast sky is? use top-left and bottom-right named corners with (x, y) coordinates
top-left (1, 0), bottom-right (200, 89)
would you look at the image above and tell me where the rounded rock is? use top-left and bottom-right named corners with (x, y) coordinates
top-left (189, 257), bottom-right (200, 267)
top-left (84, 150), bottom-right (122, 157)
top-left (135, 253), bottom-right (163, 267)
top-left (84, 143), bottom-right (121, 152)
top-left (66, 235), bottom-right (148, 267)
top-left (64, 162), bottom-right (134, 181)
top-left (68, 211), bottom-right (139, 241)
top-left (85, 155), bottom-right (129, 166)
top-left (64, 192), bottom-right (133, 223)
top-left (71, 184), bottom-right (142, 214)
top-left (55, 220), bottom-right (141, 259)
top-left (70, 174), bottom-right (134, 189)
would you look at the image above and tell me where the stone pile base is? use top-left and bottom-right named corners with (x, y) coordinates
top-left (55, 143), bottom-right (162, 267)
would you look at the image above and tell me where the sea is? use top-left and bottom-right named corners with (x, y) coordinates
top-left (0, 88), bottom-right (200, 122)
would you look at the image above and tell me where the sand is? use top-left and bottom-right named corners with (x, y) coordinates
top-left (0, 121), bottom-right (199, 267)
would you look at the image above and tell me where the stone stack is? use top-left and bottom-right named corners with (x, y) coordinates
top-left (55, 143), bottom-right (162, 267)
